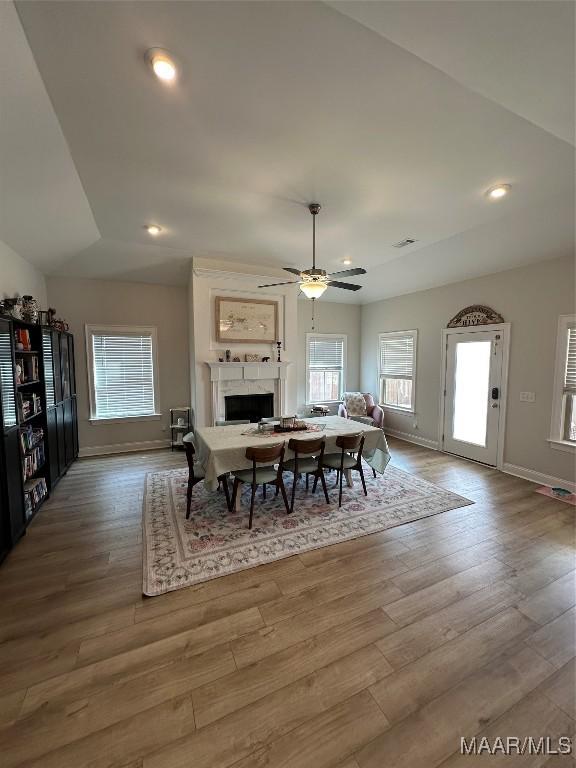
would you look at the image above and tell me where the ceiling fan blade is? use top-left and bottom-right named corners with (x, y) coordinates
top-left (283, 267), bottom-right (303, 276)
top-left (327, 267), bottom-right (367, 278)
top-left (327, 280), bottom-right (363, 291)
top-left (258, 281), bottom-right (300, 288)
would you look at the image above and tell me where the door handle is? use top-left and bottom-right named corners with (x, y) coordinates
top-left (491, 387), bottom-right (499, 400)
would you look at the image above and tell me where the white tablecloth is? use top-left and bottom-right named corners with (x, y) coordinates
top-left (195, 415), bottom-right (391, 490)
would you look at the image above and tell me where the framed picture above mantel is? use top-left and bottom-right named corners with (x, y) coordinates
top-left (215, 296), bottom-right (278, 344)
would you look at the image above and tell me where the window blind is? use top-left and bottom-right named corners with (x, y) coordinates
top-left (308, 336), bottom-right (345, 370)
top-left (92, 333), bottom-right (155, 419)
top-left (0, 326), bottom-right (17, 427)
top-left (565, 325), bottom-right (576, 392)
top-left (379, 333), bottom-right (415, 379)
top-left (42, 331), bottom-right (55, 408)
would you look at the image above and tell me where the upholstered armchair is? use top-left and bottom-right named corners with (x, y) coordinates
top-left (338, 392), bottom-right (384, 429)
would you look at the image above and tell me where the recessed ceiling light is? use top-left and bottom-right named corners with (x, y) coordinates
top-left (487, 184), bottom-right (511, 200)
top-left (146, 48), bottom-right (177, 83)
top-left (145, 224), bottom-right (162, 236)
top-left (342, 258), bottom-right (352, 265)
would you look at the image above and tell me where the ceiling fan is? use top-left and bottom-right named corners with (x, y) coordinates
top-left (258, 203), bottom-right (366, 299)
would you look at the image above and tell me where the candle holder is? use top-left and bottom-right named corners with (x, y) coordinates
top-left (276, 341), bottom-right (282, 362)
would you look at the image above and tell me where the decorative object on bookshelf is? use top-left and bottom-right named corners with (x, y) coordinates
top-left (3, 298), bottom-right (23, 320)
top-left (21, 296), bottom-right (40, 324)
top-left (262, 356), bottom-right (270, 362)
top-left (225, 349), bottom-right (231, 362)
top-left (245, 353), bottom-right (260, 362)
top-left (232, 356), bottom-right (241, 362)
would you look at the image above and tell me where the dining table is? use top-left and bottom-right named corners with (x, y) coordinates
top-left (194, 414), bottom-right (391, 494)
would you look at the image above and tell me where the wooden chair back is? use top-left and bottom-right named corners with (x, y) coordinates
top-left (287, 437), bottom-right (325, 456)
top-left (245, 443), bottom-right (285, 464)
top-left (336, 433), bottom-right (365, 456)
top-left (183, 435), bottom-right (198, 479)
top-left (336, 432), bottom-right (364, 453)
top-left (244, 442), bottom-right (285, 488)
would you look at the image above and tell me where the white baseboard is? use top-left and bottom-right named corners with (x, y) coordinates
top-left (385, 429), bottom-right (439, 451)
top-left (79, 439), bottom-right (171, 458)
top-left (502, 462), bottom-right (576, 494)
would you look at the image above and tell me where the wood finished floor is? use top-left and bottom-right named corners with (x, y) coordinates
top-left (0, 439), bottom-right (574, 768)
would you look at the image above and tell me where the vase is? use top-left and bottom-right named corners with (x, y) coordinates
top-left (4, 298), bottom-right (23, 320)
top-left (21, 295), bottom-right (39, 324)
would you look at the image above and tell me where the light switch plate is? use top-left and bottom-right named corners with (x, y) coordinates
top-left (520, 392), bottom-right (536, 402)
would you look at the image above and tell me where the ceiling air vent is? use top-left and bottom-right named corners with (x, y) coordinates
top-left (392, 238), bottom-right (418, 248)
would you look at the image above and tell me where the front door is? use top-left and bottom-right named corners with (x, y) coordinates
top-left (442, 328), bottom-right (504, 465)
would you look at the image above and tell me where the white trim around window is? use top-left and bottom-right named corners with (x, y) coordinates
top-left (549, 314), bottom-right (576, 452)
top-left (306, 333), bottom-right (347, 404)
top-left (378, 329), bottom-right (418, 413)
top-left (85, 324), bottom-right (161, 423)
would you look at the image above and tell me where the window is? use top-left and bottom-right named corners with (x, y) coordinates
top-left (550, 315), bottom-right (576, 450)
top-left (379, 330), bottom-right (417, 412)
top-left (86, 325), bottom-right (160, 421)
top-left (306, 334), bottom-right (346, 403)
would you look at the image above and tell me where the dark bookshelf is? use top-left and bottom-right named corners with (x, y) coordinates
top-left (0, 316), bottom-right (78, 562)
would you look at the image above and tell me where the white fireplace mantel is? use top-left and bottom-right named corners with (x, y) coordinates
top-left (205, 361), bottom-right (291, 423)
top-left (206, 361), bottom-right (289, 381)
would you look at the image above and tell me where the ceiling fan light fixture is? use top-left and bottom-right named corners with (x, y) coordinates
top-left (300, 279), bottom-right (328, 299)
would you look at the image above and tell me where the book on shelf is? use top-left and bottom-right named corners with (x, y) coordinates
top-left (19, 425), bottom-right (44, 452)
top-left (14, 328), bottom-right (32, 351)
top-left (23, 477), bottom-right (47, 519)
top-left (17, 392), bottom-right (41, 421)
top-left (22, 442), bottom-right (45, 482)
top-left (15, 354), bottom-right (39, 384)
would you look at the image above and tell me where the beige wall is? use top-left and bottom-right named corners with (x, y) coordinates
top-left (361, 256), bottom-right (575, 483)
top-left (297, 299), bottom-right (361, 415)
top-left (46, 276), bottom-right (190, 453)
top-left (0, 239), bottom-right (47, 306)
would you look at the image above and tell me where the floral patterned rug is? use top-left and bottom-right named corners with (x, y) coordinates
top-left (142, 466), bottom-right (473, 596)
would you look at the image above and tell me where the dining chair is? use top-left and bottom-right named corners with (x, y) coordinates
top-left (215, 419), bottom-right (250, 426)
top-left (183, 433), bottom-right (230, 517)
top-left (284, 437), bottom-right (329, 512)
top-left (229, 443), bottom-right (290, 529)
top-left (320, 433), bottom-right (367, 507)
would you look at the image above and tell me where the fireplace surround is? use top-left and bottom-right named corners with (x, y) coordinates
top-left (206, 361), bottom-right (290, 425)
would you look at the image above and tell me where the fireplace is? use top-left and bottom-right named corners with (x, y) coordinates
top-left (225, 393), bottom-right (274, 423)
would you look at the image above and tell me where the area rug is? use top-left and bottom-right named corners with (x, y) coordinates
top-left (142, 466), bottom-right (473, 596)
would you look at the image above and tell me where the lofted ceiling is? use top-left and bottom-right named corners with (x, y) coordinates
top-left (2, 1), bottom-right (574, 302)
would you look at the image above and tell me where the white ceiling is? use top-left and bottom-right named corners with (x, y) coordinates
top-left (329, 1), bottom-right (575, 146)
top-left (0, 1), bottom-right (100, 271)
top-left (3, 1), bottom-right (574, 302)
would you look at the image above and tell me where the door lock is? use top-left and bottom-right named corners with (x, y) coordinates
top-left (491, 387), bottom-right (499, 400)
